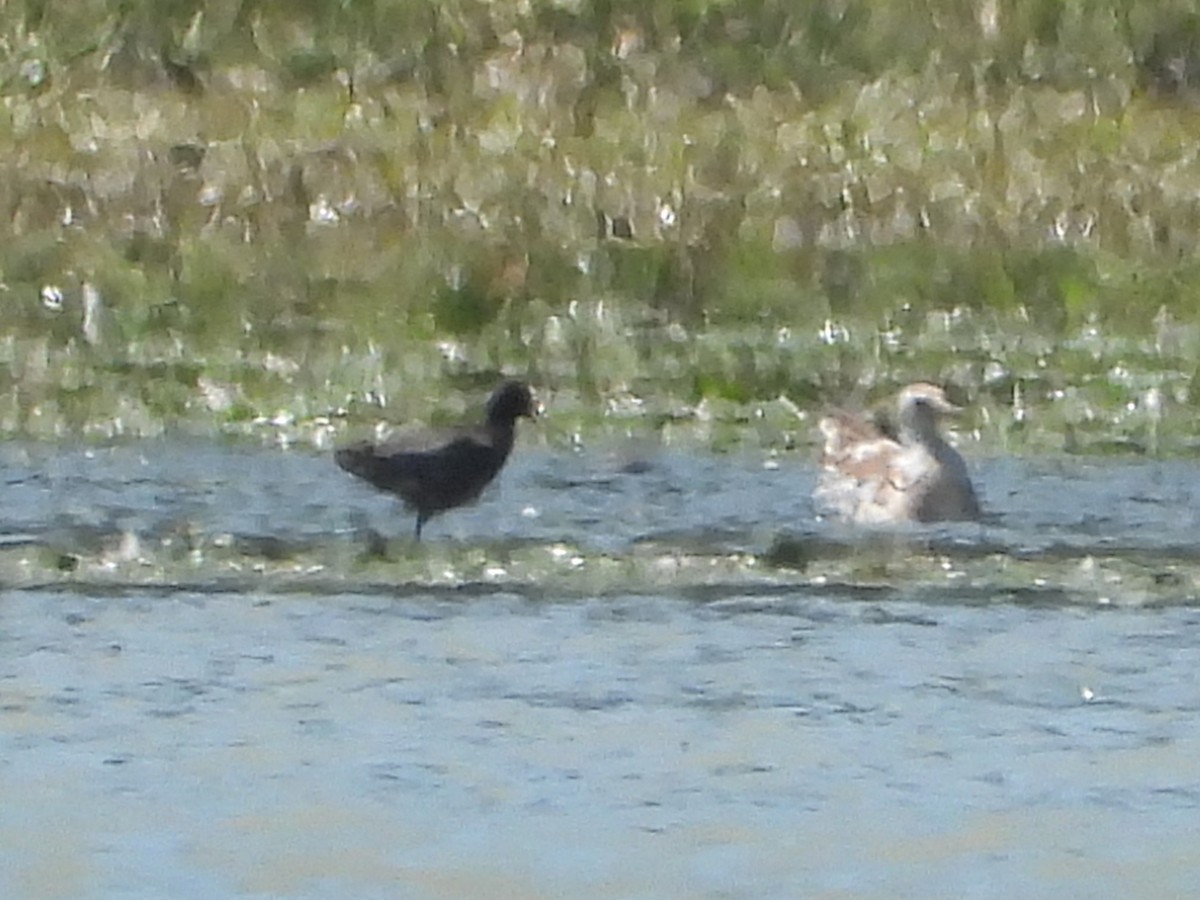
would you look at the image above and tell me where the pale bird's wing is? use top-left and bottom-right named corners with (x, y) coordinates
top-left (818, 410), bottom-right (888, 463)
top-left (815, 411), bottom-right (917, 523)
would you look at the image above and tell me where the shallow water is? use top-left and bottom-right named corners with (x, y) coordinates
top-left (3, 441), bottom-right (1200, 898)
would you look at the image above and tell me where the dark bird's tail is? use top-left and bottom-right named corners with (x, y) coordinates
top-left (334, 442), bottom-right (381, 481)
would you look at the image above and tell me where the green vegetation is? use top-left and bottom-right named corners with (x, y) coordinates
top-left (1, 0), bottom-right (1200, 453)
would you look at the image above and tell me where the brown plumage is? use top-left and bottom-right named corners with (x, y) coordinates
top-left (335, 380), bottom-right (536, 540)
top-left (814, 383), bottom-right (981, 525)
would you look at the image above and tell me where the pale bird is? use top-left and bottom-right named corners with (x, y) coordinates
top-left (814, 383), bottom-right (981, 525)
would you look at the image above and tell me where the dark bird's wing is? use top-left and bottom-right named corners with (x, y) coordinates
top-left (336, 427), bottom-right (509, 511)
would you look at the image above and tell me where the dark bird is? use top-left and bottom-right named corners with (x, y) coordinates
top-left (335, 380), bottom-right (537, 540)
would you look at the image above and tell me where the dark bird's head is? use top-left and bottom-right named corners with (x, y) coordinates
top-left (486, 380), bottom-right (537, 427)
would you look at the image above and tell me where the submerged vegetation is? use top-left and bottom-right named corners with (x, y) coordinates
top-left (0, 0), bottom-right (1199, 453)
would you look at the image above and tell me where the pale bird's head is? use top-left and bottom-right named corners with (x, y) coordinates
top-left (897, 383), bottom-right (962, 417)
top-left (896, 383), bottom-right (966, 440)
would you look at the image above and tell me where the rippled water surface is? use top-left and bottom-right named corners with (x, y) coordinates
top-left (3, 441), bottom-right (1200, 898)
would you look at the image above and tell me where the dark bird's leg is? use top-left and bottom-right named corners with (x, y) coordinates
top-left (414, 513), bottom-right (427, 542)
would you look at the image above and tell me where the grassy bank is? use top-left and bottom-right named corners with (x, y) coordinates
top-left (1, 0), bottom-right (1200, 454)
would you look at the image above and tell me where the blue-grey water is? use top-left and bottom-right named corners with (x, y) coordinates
top-left (2, 441), bottom-right (1200, 898)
